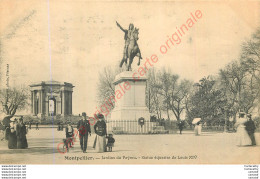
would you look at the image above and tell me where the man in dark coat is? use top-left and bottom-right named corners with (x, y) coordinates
top-left (36, 122), bottom-right (39, 130)
top-left (77, 112), bottom-right (91, 153)
top-left (178, 120), bottom-right (185, 135)
top-left (245, 114), bottom-right (256, 146)
top-left (16, 117), bottom-right (28, 149)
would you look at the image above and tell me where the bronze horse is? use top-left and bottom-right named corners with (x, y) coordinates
top-left (120, 28), bottom-right (142, 71)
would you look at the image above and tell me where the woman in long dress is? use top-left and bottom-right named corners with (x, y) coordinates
top-left (194, 122), bottom-right (202, 136)
top-left (8, 118), bottom-right (17, 149)
top-left (235, 113), bottom-right (251, 146)
top-left (16, 117), bottom-right (28, 149)
top-left (4, 124), bottom-right (10, 141)
top-left (94, 114), bottom-right (107, 153)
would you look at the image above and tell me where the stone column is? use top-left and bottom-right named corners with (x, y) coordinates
top-left (67, 92), bottom-right (70, 115)
top-left (39, 90), bottom-right (42, 114)
top-left (70, 91), bottom-right (73, 115)
top-left (58, 96), bottom-right (62, 115)
top-left (31, 91), bottom-right (33, 114)
top-left (33, 91), bottom-right (36, 115)
top-left (41, 89), bottom-right (45, 116)
top-left (37, 92), bottom-right (40, 114)
top-left (62, 90), bottom-right (66, 115)
top-left (45, 96), bottom-right (49, 116)
top-left (41, 89), bottom-right (45, 115)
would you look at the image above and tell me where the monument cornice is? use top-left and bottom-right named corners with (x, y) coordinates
top-left (113, 71), bottom-right (147, 85)
top-left (29, 81), bottom-right (74, 88)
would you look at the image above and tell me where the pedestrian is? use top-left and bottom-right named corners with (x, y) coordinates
top-left (36, 122), bottom-right (39, 130)
top-left (194, 121), bottom-right (202, 136)
top-left (65, 121), bottom-right (74, 150)
top-left (61, 122), bottom-right (64, 131)
top-left (106, 134), bottom-right (115, 152)
top-left (178, 120), bottom-right (185, 134)
top-left (5, 124), bottom-right (11, 141)
top-left (235, 112), bottom-right (251, 146)
top-left (24, 121), bottom-right (29, 134)
top-left (77, 112), bottom-right (91, 153)
top-left (16, 116), bottom-right (28, 149)
top-left (8, 118), bottom-right (17, 149)
top-left (93, 113), bottom-right (107, 153)
top-left (57, 121), bottom-right (60, 131)
top-left (245, 114), bottom-right (256, 146)
top-left (29, 121), bottom-right (32, 129)
top-left (0, 121), bottom-right (5, 141)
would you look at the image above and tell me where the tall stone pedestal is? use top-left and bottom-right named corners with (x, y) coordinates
top-left (111, 71), bottom-right (150, 121)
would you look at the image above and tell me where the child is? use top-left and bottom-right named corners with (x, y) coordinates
top-left (106, 134), bottom-right (115, 152)
top-left (65, 121), bottom-right (74, 149)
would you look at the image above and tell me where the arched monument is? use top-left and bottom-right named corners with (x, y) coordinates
top-left (29, 81), bottom-right (74, 118)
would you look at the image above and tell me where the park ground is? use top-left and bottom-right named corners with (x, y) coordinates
top-left (0, 128), bottom-right (259, 164)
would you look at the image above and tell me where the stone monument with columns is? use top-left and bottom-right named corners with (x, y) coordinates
top-left (29, 81), bottom-right (74, 118)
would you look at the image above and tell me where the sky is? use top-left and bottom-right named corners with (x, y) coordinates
top-left (0, 0), bottom-right (259, 116)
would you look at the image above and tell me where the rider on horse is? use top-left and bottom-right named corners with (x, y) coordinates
top-left (116, 21), bottom-right (135, 60)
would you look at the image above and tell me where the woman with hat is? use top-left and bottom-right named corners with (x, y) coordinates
top-left (235, 112), bottom-right (251, 146)
top-left (194, 121), bottom-right (202, 136)
top-left (8, 118), bottom-right (18, 149)
top-left (94, 113), bottom-right (107, 153)
top-left (16, 116), bottom-right (28, 149)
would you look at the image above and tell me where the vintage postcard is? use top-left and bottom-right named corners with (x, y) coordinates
top-left (0, 0), bottom-right (259, 164)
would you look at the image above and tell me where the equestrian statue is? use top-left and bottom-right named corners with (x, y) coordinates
top-left (116, 21), bottom-right (142, 71)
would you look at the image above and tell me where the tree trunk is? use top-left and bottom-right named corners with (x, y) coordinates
top-left (166, 108), bottom-right (170, 120)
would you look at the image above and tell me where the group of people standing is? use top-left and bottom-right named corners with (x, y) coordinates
top-left (65, 112), bottom-right (115, 153)
top-left (177, 119), bottom-right (201, 136)
top-left (5, 116), bottom-right (28, 149)
top-left (235, 112), bottom-right (256, 146)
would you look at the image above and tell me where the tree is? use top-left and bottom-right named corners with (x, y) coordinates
top-left (169, 79), bottom-right (193, 121)
top-left (188, 76), bottom-right (227, 125)
top-left (240, 27), bottom-right (260, 115)
top-left (0, 87), bottom-right (29, 117)
top-left (96, 65), bottom-right (123, 109)
top-left (219, 61), bottom-right (247, 114)
top-left (146, 68), bottom-right (163, 119)
top-left (157, 68), bottom-right (177, 120)
top-left (241, 27), bottom-right (260, 82)
top-left (151, 68), bottom-right (193, 121)
top-left (220, 59), bottom-right (259, 115)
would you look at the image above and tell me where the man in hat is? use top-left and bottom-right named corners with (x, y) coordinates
top-left (178, 120), bottom-right (185, 135)
top-left (245, 114), bottom-right (256, 146)
top-left (77, 112), bottom-right (91, 153)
